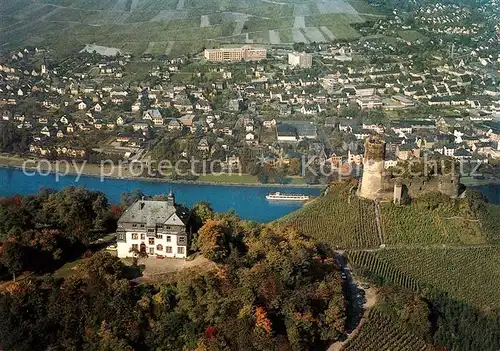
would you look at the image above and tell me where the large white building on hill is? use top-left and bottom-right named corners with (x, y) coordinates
top-left (204, 46), bottom-right (267, 61)
top-left (288, 52), bottom-right (313, 68)
top-left (116, 192), bottom-right (189, 259)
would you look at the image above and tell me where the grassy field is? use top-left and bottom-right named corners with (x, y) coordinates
top-left (1, 0), bottom-right (379, 57)
top-left (52, 258), bottom-right (84, 278)
top-left (398, 30), bottom-right (429, 43)
top-left (197, 173), bottom-right (259, 184)
top-left (347, 247), bottom-right (500, 310)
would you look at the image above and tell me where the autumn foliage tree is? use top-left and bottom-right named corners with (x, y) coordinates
top-left (0, 210), bottom-right (349, 351)
top-left (195, 219), bottom-right (232, 262)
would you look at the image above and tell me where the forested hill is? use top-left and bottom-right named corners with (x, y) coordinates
top-left (0, 188), bottom-right (348, 350)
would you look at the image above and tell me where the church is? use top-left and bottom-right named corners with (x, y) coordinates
top-left (116, 192), bottom-right (189, 259)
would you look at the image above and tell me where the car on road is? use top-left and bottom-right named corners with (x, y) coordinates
top-left (341, 272), bottom-right (347, 280)
top-left (106, 244), bottom-right (117, 251)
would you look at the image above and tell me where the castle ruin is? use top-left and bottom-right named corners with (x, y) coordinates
top-left (359, 136), bottom-right (387, 200)
top-left (358, 136), bottom-right (460, 202)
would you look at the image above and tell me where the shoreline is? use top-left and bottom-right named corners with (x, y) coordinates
top-left (460, 176), bottom-right (500, 187)
top-left (0, 161), bottom-right (325, 189)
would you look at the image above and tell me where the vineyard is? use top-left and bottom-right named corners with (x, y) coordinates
top-left (342, 309), bottom-right (428, 351)
top-left (283, 181), bottom-right (380, 249)
top-left (380, 198), bottom-right (486, 246)
top-left (347, 250), bottom-right (421, 291)
top-left (347, 247), bottom-right (500, 310)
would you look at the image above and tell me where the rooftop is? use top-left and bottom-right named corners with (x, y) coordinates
top-left (118, 197), bottom-right (184, 227)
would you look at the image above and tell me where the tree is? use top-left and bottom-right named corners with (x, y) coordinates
top-left (189, 201), bottom-right (214, 233)
top-left (0, 241), bottom-right (27, 281)
top-left (120, 189), bottom-right (146, 209)
top-left (287, 158), bottom-right (301, 176)
top-left (196, 219), bottom-right (231, 262)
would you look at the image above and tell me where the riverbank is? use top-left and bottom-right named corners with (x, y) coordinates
top-left (0, 155), bottom-right (325, 189)
top-left (460, 176), bottom-right (500, 186)
top-left (0, 167), bottom-right (323, 222)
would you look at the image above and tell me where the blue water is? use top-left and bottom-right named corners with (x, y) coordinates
top-left (471, 185), bottom-right (500, 205)
top-left (0, 168), bottom-right (321, 222)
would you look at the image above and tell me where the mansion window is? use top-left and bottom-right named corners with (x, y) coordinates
top-left (132, 233), bottom-right (138, 240)
top-left (165, 226), bottom-right (171, 230)
top-left (179, 236), bottom-right (186, 244)
top-left (148, 238), bottom-right (155, 245)
top-left (140, 224), bottom-right (145, 228)
top-left (166, 236), bottom-right (171, 242)
top-left (156, 244), bottom-right (163, 251)
top-left (156, 234), bottom-right (163, 240)
top-left (177, 247), bottom-right (185, 254)
top-left (166, 246), bottom-right (172, 253)
top-left (132, 244), bottom-right (138, 251)
top-left (157, 224), bottom-right (163, 229)
top-left (132, 224), bottom-right (137, 228)
top-left (141, 234), bottom-right (145, 240)
top-left (117, 233), bottom-right (125, 240)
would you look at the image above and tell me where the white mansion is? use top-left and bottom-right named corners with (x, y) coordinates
top-left (116, 192), bottom-right (189, 259)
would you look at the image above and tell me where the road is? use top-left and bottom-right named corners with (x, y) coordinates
top-left (328, 251), bottom-right (378, 351)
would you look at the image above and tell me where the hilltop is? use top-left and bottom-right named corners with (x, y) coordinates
top-left (0, 0), bottom-right (381, 57)
top-left (284, 181), bottom-right (500, 350)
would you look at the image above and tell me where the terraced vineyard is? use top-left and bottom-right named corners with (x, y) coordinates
top-left (1, 0), bottom-right (381, 57)
top-left (347, 250), bottom-right (421, 291)
top-left (380, 199), bottom-right (486, 246)
top-left (284, 181), bottom-right (380, 249)
top-left (348, 247), bottom-right (500, 310)
top-left (342, 310), bottom-right (428, 351)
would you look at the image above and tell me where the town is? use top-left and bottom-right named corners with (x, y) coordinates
top-left (0, 1), bottom-right (499, 185)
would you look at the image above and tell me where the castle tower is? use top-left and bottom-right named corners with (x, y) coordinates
top-left (167, 190), bottom-right (175, 206)
top-left (393, 179), bottom-right (403, 205)
top-left (359, 136), bottom-right (386, 200)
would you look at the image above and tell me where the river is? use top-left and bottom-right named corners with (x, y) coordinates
top-left (0, 168), bottom-right (321, 222)
top-left (0, 168), bottom-right (498, 222)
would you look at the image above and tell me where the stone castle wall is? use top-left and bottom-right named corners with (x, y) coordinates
top-left (390, 174), bottom-right (460, 199)
top-left (359, 137), bottom-right (460, 201)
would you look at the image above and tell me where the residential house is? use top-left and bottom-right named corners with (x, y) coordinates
top-left (197, 138), bottom-right (210, 152)
top-left (143, 109), bottom-right (164, 127)
top-left (245, 132), bottom-right (258, 144)
top-left (77, 101), bottom-right (87, 110)
top-left (116, 194), bottom-right (189, 259)
top-left (132, 121), bottom-right (150, 132)
top-left (167, 119), bottom-right (182, 131)
top-left (40, 126), bottom-right (51, 137)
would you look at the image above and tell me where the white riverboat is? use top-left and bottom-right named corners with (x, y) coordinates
top-left (265, 192), bottom-right (310, 201)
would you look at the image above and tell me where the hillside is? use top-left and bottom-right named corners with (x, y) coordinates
top-left (283, 180), bottom-right (381, 249)
top-left (284, 181), bottom-right (500, 350)
top-left (0, 0), bottom-right (381, 57)
top-left (285, 181), bottom-right (499, 249)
